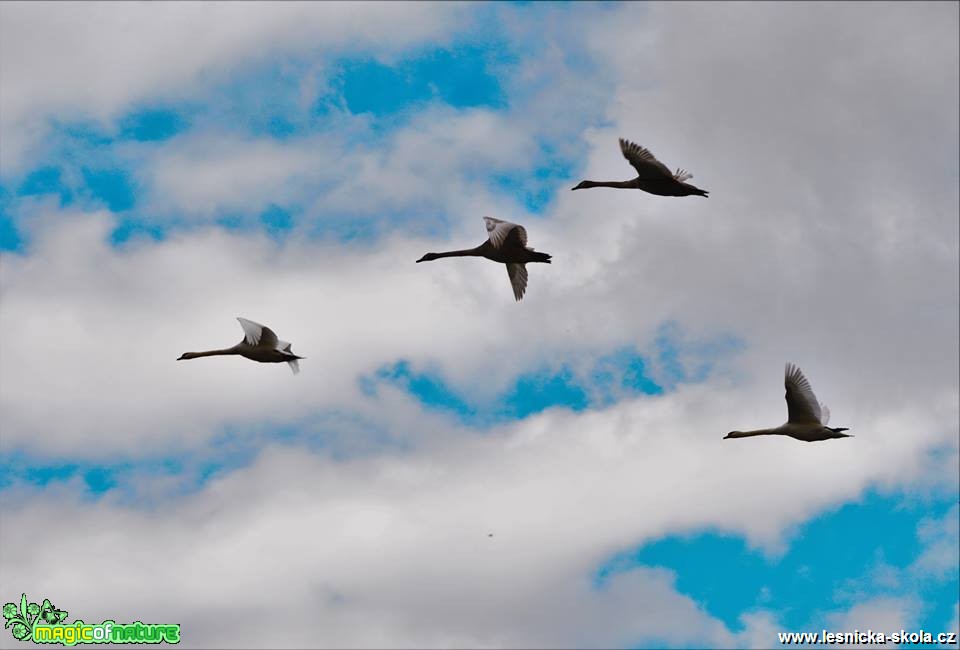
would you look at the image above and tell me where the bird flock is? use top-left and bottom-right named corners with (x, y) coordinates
top-left (178, 138), bottom-right (850, 442)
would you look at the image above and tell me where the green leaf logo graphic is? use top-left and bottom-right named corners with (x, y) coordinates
top-left (40, 599), bottom-right (67, 625)
top-left (2, 594), bottom-right (35, 642)
top-left (2, 593), bottom-right (66, 643)
top-left (11, 622), bottom-right (29, 640)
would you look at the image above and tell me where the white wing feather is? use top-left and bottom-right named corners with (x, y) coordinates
top-left (619, 138), bottom-right (673, 178)
top-left (287, 359), bottom-right (300, 375)
top-left (784, 363), bottom-right (824, 425)
top-left (506, 263), bottom-right (528, 302)
top-left (237, 317), bottom-right (265, 346)
top-left (673, 168), bottom-right (694, 183)
top-left (483, 217), bottom-right (527, 249)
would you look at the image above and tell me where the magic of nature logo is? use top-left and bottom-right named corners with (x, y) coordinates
top-left (3, 593), bottom-right (180, 645)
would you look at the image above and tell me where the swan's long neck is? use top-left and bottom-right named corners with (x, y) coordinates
top-left (579, 179), bottom-right (637, 189)
top-left (726, 428), bottom-right (781, 439)
top-left (432, 246), bottom-right (486, 258)
top-left (180, 347), bottom-right (239, 359)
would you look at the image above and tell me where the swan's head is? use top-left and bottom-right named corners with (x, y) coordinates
top-left (416, 253), bottom-right (439, 263)
top-left (177, 352), bottom-right (194, 360)
top-left (724, 431), bottom-right (741, 439)
top-left (571, 181), bottom-right (591, 191)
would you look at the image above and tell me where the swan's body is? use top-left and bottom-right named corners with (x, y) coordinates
top-left (725, 363), bottom-right (851, 442)
top-left (572, 138), bottom-right (709, 197)
top-left (416, 217), bottom-right (552, 301)
top-left (177, 317), bottom-right (304, 374)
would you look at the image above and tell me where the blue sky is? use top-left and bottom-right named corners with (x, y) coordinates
top-left (0, 2), bottom-right (957, 648)
top-left (0, 17), bottom-right (568, 250)
top-left (599, 492), bottom-right (958, 640)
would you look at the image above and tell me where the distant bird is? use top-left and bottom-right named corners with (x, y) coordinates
top-left (572, 138), bottom-right (709, 197)
top-left (725, 363), bottom-right (851, 442)
top-left (416, 217), bottom-right (552, 301)
top-left (177, 317), bottom-right (304, 374)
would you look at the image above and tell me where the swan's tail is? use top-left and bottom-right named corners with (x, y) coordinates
top-left (529, 251), bottom-right (552, 264)
top-left (830, 427), bottom-right (849, 433)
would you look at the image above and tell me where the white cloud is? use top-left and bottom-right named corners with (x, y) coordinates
top-left (823, 597), bottom-right (918, 649)
top-left (137, 106), bottom-right (541, 221)
top-left (146, 135), bottom-right (323, 216)
top-left (2, 205), bottom-right (956, 470)
top-left (949, 603), bottom-right (959, 646)
top-left (0, 409), bottom-right (932, 649)
top-left (0, 279), bottom-right (956, 646)
top-left (0, 1), bottom-right (467, 172)
top-left (912, 504), bottom-right (960, 580)
top-left (733, 611), bottom-right (785, 649)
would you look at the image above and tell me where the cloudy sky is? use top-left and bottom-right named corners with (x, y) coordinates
top-left (1, 1), bottom-right (957, 648)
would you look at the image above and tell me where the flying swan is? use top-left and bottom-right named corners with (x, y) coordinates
top-left (572, 138), bottom-right (709, 197)
top-left (177, 317), bottom-right (304, 374)
top-left (416, 217), bottom-right (552, 301)
top-left (724, 363), bottom-right (851, 442)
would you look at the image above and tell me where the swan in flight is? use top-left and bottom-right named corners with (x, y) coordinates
top-left (416, 217), bottom-right (552, 301)
top-left (724, 363), bottom-right (851, 442)
top-left (177, 317), bottom-right (304, 374)
top-left (572, 138), bottom-right (709, 197)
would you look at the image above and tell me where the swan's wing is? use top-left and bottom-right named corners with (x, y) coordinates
top-left (237, 317), bottom-right (278, 349)
top-left (287, 359), bottom-right (300, 375)
top-left (784, 363), bottom-right (824, 425)
top-left (820, 404), bottom-right (831, 426)
top-left (484, 216), bottom-right (527, 249)
top-left (619, 138), bottom-right (673, 179)
top-left (673, 168), bottom-right (694, 183)
top-left (506, 263), bottom-right (528, 301)
top-left (237, 317), bottom-right (264, 345)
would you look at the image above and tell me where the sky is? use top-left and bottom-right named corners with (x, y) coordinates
top-left (0, 1), bottom-right (957, 648)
